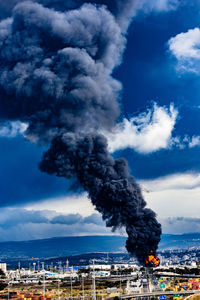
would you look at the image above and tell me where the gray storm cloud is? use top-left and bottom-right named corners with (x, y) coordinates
top-left (0, 0), bottom-right (161, 264)
top-left (0, 208), bottom-right (103, 228)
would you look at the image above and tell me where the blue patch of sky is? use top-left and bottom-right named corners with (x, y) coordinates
top-left (113, 147), bottom-right (200, 179)
top-left (110, 2), bottom-right (200, 179)
top-left (114, 2), bottom-right (200, 136)
top-left (0, 136), bottom-right (69, 206)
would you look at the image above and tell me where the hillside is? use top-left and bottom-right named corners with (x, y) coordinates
top-left (0, 233), bottom-right (200, 260)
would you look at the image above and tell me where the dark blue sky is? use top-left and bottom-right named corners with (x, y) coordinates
top-left (115, 2), bottom-right (200, 129)
top-left (0, 137), bottom-right (69, 206)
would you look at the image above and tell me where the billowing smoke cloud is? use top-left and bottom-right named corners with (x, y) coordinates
top-left (40, 134), bottom-right (161, 264)
top-left (0, 1), bottom-right (123, 142)
top-left (37, 0), bottom-right (138, 33)
top-left (0, 0), bottom-right (179, 30)
top-left (0, 0), bottom-right (161, 264)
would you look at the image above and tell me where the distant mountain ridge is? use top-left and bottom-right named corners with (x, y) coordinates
top-left (0, 236), bottom-right (126, 260)
top-left (0, 233), bottom-right (200, 260)
top-left (160, 233), bottom-right (200, 249)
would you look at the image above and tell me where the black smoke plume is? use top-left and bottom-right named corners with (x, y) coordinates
top-left (0, 0), bottom-right (161, 264)
top-left (40, 134), bottom-right (161, 264)
top-left (0, 0), bottom-right (138, 32)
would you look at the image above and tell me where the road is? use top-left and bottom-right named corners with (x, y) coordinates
top-left (154, 273), bottom-right (200, 279)
top-left (97, 275), bottom-right (137, 282)
top-left (119, 289), bottom-right (200, 299)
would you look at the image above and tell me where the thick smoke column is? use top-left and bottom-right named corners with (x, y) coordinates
top-left (40, 134), bottom-right (161, 264)
top-left (0, 0), bottom-right (161, 264)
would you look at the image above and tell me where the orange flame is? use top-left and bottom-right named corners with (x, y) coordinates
top-left (145, 252), bottom-right (160, 267)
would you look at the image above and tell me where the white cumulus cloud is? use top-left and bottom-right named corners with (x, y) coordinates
top-left (140, 172), bottom-right (200, 218)
top-left (188, 135), bottom-right (200, 148)
top-left (140, 172), bottom-right (200, 192)
top-left (105, 103), bottom-right (178, 154)
top-left (137, 0), bottom-right (179, 13)
top-left (0, 121), bottom-right (27, 138)
top-left (161, 217), bottom-right (200, 234)
top-left (26, 192), bottom-right (96, 216)
top-left (168, 27), bottom-right (200, 73)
